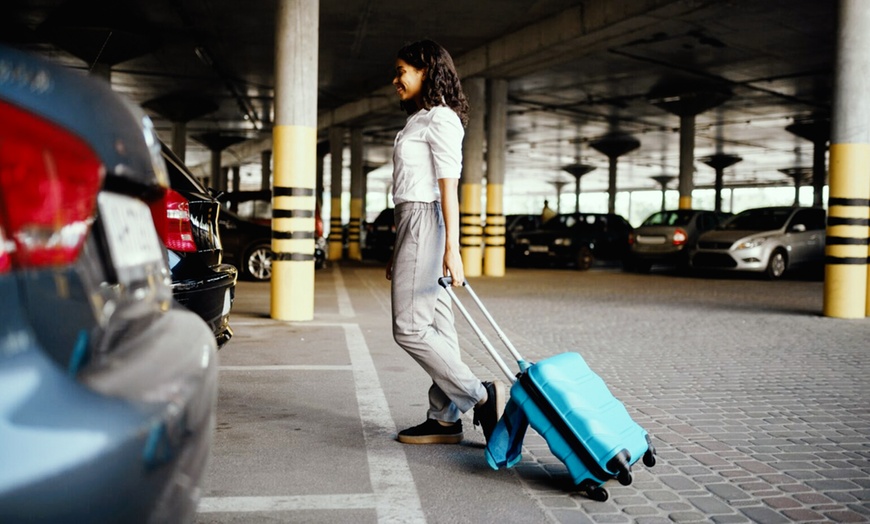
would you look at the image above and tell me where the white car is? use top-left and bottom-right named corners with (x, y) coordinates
top-left (690, 207), bottom-right (826, 279)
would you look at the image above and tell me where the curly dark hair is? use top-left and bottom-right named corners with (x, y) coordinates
top-left (397, 40), bottom-right (469, 127)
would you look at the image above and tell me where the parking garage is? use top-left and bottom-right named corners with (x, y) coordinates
top-left (2, 1), bottom-right (869, 523)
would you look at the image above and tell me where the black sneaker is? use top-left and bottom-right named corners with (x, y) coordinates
top-left (473, 380), bottom-right (505, 443)
top-left (397, 419), bottom-right (463, 444)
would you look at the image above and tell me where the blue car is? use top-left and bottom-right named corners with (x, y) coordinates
top-left (0, 46), bottom-right (217, 522)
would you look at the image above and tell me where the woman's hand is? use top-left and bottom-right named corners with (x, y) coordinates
top-left (443, 247), bottom-right (464, 287)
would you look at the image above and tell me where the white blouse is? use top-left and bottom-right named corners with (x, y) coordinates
top-left (392, 105), bottom-right (464, 204)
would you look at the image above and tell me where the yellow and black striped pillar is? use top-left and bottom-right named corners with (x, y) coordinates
top-left (460, 77), bottom-right (485, 277)
top-left (824, 0), bottom-right (870, 319)
top-left (270, 0), bottom-right (319, 321)
top-left (328, 126), bottom-right (345, 261)
top-left (348, 128), bottom-right (364, 261)
top-left (484, 79), bottom-right (508, 277)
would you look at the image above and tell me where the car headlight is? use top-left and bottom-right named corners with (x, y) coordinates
top-left (554, 237), bottom-right (572, 246)
top-left (517, 238), bottom-right (530, 245)
top-left (736, 238), bottom-right (766, 250)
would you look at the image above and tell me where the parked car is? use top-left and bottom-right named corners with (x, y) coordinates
top-left (363, 208), bottom-right (396, 262)
top-left (511, 213), bottom-right (633, 270)
top-left (505, 214), bottom-right (543, 266)
top-left (161, 144), bottom-right (237, 347)
top-left (691, 206), bottom-right (826, 279)
top-left (628, 209), bottom-right (730, 272)
top-left (0, 46), bottom-right (217, 523)
top-left (218, 207), bottom-right (326, 281)
top-left (217, 191), bottom-right (326, 278)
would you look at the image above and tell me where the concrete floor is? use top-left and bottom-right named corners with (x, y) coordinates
top-left (195, 263), bottom-right (869, 523)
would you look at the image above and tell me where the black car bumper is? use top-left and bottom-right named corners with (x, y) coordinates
top-left (172, 263), bottom-right (237, 348)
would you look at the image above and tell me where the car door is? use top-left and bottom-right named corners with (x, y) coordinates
top-left (786, 208), bottom-right (826, 266)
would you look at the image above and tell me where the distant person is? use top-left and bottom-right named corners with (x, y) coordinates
top-left (541, 199), bottom-right (557, 223)
top-left (386, 40), bottom-right (504, 445)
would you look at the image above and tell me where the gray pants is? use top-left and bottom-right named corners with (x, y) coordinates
top-left (391, 202), bottom-right (486, 423)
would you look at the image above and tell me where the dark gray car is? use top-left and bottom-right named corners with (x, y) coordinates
top-left (628, 209), bottom-right (728, 272)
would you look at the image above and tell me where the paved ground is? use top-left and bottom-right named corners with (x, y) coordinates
top-left (195, 263), bottom-right (869, 523)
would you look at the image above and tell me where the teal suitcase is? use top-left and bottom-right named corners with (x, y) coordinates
top-left (439, 278), bottom-right (656, 501)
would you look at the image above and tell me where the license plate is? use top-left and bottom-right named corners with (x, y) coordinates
top-left (99, 192), bottom-right (165, 270)
top-left (637, 235), bottom-right (666, 245)
top-left (528, 245), bottom-right (549, 253)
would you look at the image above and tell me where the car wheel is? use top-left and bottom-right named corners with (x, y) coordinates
top-left (766, 248), bottom-right (787, 280)
top-left (575, 246), bottom-right (593, 271)
top-left (245, 243), bottom-right (273, 281)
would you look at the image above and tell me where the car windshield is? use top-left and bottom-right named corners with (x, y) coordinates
top-left (541, 214), bottom-right (606, 231)
top-left (721, 208), bottom-right (792, 231)
top-left (641, 210), bottom-right (695, 227)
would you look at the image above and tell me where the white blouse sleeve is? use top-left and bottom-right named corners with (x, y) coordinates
top-left (427, 106), bottom-right (464, 180)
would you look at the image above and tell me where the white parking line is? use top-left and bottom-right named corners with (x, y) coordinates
top-left (218, 365), bottom-right (352, 371)
top-left (198, 494), bottom-right (376, 512)
top-left (200, 268), bottom-right (425, 523)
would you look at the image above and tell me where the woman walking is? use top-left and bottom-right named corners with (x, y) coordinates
top-left (387, 40), bottom-right (503, 445)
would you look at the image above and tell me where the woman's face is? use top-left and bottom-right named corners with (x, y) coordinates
top-left (393, 58), bottom-right (425, 107)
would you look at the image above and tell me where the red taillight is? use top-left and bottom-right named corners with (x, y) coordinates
top-left (672, 228), bottom-right (688, 246)
top-left (0, 101), bottom-right (104, 272)
top-left (149, 188), bottom-right (197, 252)
top-left (628, 232), bottom-right (636, 245)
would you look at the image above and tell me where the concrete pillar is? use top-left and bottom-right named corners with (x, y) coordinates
top-left (651, 175), bottom-right (675, 211)
top-left (230, 165), bottom-right (241, 212)
top-left (590, 133), bottom-right (640, 214)
top-left (328, 126), bottom-right (345, 261)
top-left (484, 79), bottom-right (508, 277)
top-left (562, 164), bottom-right (596, 213)
top-left (786, 120), bottom-right (830, 208)
top-left (193, 133), bottom-right (246, 190)
top-left (678, 114), bottom-right (695, 209)
top-left (270, 0), bottom-right (319, 321)
top-left (461, 77), bottom-right (485, 277)
top-left (648, 83), bottom-right (731, 209)
top-left (825, 0), bottom-right (870, 319)
top-left (261, 150), bottom-right (272, 191)
top-left (701, 154), bottom-right (742, 213)
top-left (779, 168), bottom-right (812, 207)
top-left (172, 122), bottom-right (186, 162)
top-left (348, 128), bottom-right (364, 261)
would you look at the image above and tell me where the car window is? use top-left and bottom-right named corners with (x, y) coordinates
top-left (722, 208), bottom-right (792, 231)
top-left (790, 208), bottom-right (826, 231)
top-left (162, 145), bottom-right (209, 194)
top-left (641, 210), bottom-right (694, 227)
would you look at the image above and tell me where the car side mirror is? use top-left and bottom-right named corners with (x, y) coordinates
top-left (790, 224), bottom-right (807, 233)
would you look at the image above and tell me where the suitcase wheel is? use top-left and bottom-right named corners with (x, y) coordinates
top-left (579, 480), bottom-right (609, 502)
top-left (617, 469), bottom-right (632, 486)
top-left (643, 448), bottom-right (657, 468)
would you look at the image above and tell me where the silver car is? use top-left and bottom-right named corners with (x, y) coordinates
top-left (691, 207), bottom-right (826, 279)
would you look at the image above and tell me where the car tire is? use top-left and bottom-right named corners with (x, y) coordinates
top-left (244, 243), bottom-right (273, 281)
top-left (766, 248), bottom-right (787, 280)
top-left (575, 246), bottom-right (593, 271)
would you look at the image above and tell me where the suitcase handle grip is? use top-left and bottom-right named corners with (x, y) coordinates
top-left (438, 276), bottom-right (462, 288)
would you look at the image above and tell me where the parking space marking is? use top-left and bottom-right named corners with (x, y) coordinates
top-left (198, 494), bottom-right (377, 512)
top-left (201, 269), bottom-right (424, 523)
top-left (218, 365), bottom-right (352, 371)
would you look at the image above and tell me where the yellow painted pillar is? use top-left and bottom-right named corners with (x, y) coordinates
top-left (348, 128), bottom-right (363, 261)
top-left (484, 184), bottom-right (506, 276)
top-left (461, 183), bottom-right (483, 276)
top-left (824, 145), bottom-right (869, 318)
top-left (328, 126), bottom-right (344, 261)
top-left (270, 0), bottom-right (319, 321)
top-left (484, 79), bottom-right (508, 277)
top-left (824, 0), bottom-right (870, 319)
top-left (461, 77), bottom-right (485, 277)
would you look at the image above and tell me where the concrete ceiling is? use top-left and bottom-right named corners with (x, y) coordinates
top-left (1, 0), bottom-right (836, 198)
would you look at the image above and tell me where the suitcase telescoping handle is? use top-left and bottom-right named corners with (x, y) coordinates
top-left (438, 276), bottom-right (526, 383)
